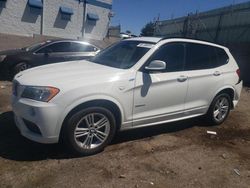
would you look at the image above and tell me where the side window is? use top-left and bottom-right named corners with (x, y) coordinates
top-left (37, 42), bottom-right (71, 53)
top-left (185, 43), bottom-right (218, 70)
top-left (147, 43), bottom-right (185, 72)
top-left (215, 48), bottom-right (229, 66)
top-left (70, 42), bottom-right (97, 52)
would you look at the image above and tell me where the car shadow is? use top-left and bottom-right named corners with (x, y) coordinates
top-left (0, 73), bottom-right (11, 81)
top-left (112, 118), bottom-right (205, 145)
top-left (0, 111), bottom-right (69, 161)
top-left (0, 111), bottom-right (209, 161)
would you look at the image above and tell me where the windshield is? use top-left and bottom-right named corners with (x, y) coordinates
top-left (90, 40), bottom-right (155, 69)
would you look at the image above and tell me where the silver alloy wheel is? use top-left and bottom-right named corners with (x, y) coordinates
top-left (213, 96), bottom-right (229, 122)
top-left (74, 113), bottom-right (110, 149)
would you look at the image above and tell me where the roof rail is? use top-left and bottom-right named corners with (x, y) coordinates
top-left (158, 36), bottom-right (220, 45)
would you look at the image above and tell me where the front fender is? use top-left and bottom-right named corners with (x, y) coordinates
top-left (55, 94), bottom-right (125, 136)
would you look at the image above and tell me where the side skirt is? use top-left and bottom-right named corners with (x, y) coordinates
top-left (120, 106), bottom-right (207, 131)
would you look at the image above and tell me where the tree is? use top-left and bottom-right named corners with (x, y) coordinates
top-left (140, 22), bottom-right (155, 36)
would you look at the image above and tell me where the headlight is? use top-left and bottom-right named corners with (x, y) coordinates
top-left (0, 55), bottom-right (6, 62)
top-left (21, 86), bottom-right (60, 102)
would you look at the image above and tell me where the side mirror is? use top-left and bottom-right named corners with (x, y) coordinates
top-left (145, 60), bottom-right (166, 72)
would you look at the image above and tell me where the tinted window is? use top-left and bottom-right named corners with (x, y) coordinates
top-left (37, 42), bottom-right (71, 53)
top-left (147, 43), bottom-right (185, 72)
top-left (61, 14), bottom-right (71, 21)
top-left (26, 42), bottom-right (47, 51)
top-left (215, 48), bottom-right (229, 66)
top-left (90, 41), bottom-right (153, 69)
top-left (185, 43), bottom-right (218, 70)
top-left (70, 43), bottom-right (97, 52)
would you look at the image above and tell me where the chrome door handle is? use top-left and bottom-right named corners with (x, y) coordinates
top-left (177, 75), bottom-right (188, 82)
top-left (213, 71), bottom-right (221, 76)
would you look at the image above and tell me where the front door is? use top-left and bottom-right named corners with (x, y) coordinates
top-left (133, 42), bottom-right (188, 127)
top-left (34, 42), bottom-right (73, 66)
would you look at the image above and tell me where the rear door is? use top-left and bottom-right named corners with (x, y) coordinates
top-left (34, 42), bottom-right (73, 65)
top-left (184, 43), bottom-right (225, 114)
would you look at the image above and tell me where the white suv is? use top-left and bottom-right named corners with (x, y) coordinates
top-left (12, 37), bottom-right (242, 155)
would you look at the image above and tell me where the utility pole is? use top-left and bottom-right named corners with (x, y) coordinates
top-left (41, 0), bottom-right (45, 35)
top-left (215, 13), bottom-right (223, 43)
top-left (82, 0), bottom-right (87, 39)
top-left (183, 14), bottom-right (189, 37)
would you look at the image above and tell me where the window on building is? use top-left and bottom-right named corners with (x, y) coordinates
top-left (28, 0), bottom-right (43, 9)
top-left (60, 6), bottom-right (74, 21)
top-left (87, 13), bottom-right (99, 21)
top-left (0, 0), bottom-right (7, 8)
top-left (61, 14), bottom-right (71, 21)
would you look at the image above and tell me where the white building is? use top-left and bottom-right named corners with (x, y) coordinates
top-left (0, 0), bottom-right (112, 40)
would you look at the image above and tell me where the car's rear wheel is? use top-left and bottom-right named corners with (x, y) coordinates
top-left (206, 93), bottom-right (231, 125)
top-left (63, 107), bottom-right (116, 156)
top-left (13, 62), bottom-right (30, 76)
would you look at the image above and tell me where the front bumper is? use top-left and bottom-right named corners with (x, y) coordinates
top-left (12, 95), bottom-right (61, 144)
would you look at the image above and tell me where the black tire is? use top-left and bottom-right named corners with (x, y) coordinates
top-left (206, 93), bottom-right (231, 125)
top-left (62, 107), bottom-right (116, 156)
top-left (12, 62), bottom-right (30, 77)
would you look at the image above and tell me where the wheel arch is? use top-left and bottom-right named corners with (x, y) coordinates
top-left (212, 86), bottom-right (235, 109)
top-left (58, 98), bottom-right (123, 142)
top-left (10, 60), bottom-right (30, 69)
top-left (10, 60), bottom-right (31, 76)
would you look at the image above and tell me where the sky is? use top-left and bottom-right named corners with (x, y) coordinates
top-left (111, 0), bottom-right (250, 35)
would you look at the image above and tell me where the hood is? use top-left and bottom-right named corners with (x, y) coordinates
top-left (15, 60), bottom-right (127, 87)
top-left (0, 48), bottom-right (27, 56)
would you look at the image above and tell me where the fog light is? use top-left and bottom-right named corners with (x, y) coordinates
top-left (23, 119), bottom-right (41, 135)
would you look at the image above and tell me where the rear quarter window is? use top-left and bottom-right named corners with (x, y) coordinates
top-left (215, 48), bottom-right (229, 66)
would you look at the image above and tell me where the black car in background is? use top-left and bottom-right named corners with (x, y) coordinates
top-left (0, 40), bottom-right (100, 79)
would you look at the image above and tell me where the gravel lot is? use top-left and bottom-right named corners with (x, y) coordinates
top-left (0, 81), bottom-right (249, 188)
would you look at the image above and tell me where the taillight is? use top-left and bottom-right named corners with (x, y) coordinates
top-left (236, 69), bottom-right (242, 84)
top-left (236, 69), bottom-right (240, 78)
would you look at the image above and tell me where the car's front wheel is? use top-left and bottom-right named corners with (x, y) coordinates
top-left (206, 93), bottom-right (231, 125)
top-left (63, 107), bottom-right (116, 156)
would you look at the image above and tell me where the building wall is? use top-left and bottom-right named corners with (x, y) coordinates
top-left (108, 25), bottom-right (121, 38)
top-left (0, 33), bottom-right (59, 51)
top-left (43, 0), bottom-right (84, 39)
top-left (84, 4), bottom-right (111, 40)
top-left (0, 0), bottom-right (42, 37)
top-left (0, 0), bottom-right (112, 40)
